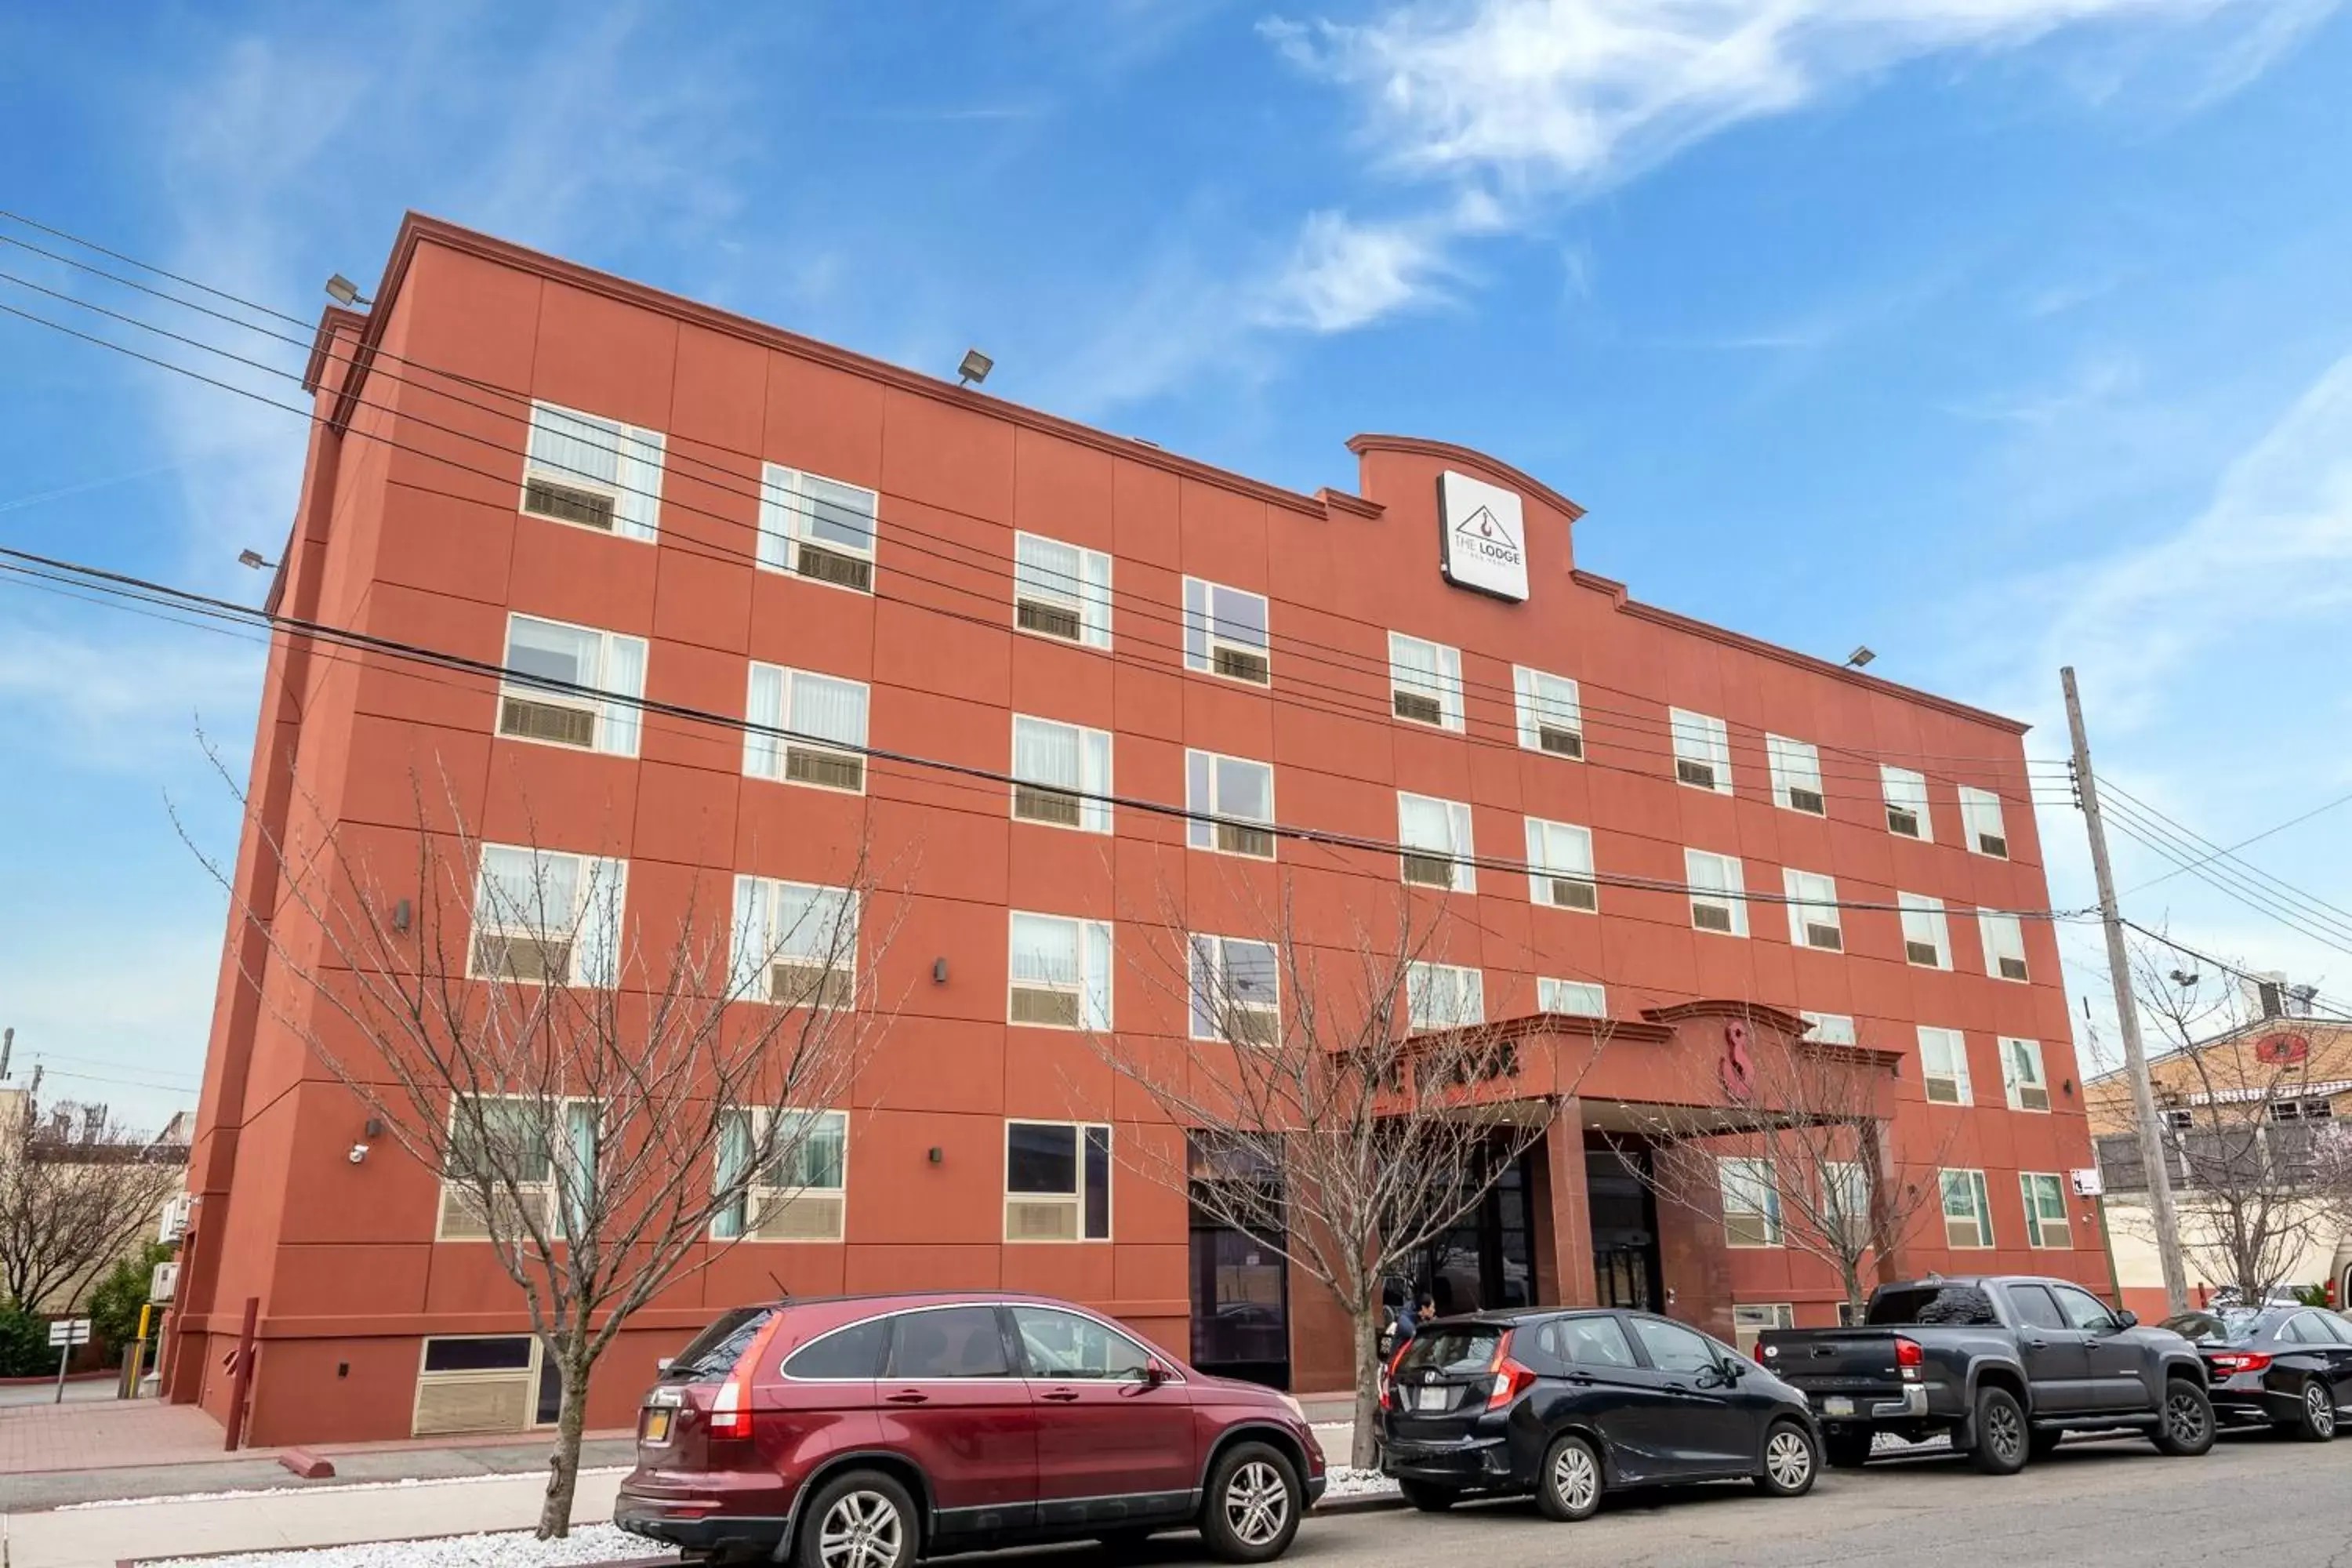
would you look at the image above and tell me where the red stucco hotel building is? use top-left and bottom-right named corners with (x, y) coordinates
top-left (170, 215), bottom-right (2105, 1444)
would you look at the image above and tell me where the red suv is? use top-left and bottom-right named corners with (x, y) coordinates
top-left (615, 1293), bottom-right (1325, 1567)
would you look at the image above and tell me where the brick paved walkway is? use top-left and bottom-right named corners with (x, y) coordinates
top-left (0, 1399), bottom-right (240, 1475)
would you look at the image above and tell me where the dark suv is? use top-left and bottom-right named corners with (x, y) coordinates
top-left (1380, 1308), bottom-right (1820, 1521)
top-left (615, 1293), bottom-right (1325, 1567)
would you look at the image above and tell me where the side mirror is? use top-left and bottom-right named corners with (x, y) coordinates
top-left (1722, 1356), bottom-right (1749, 1381)
top-left (1143, 1357), bottom-right (1174, 1385)
top-left (2115, 1310), bottom-right (2138, 1330)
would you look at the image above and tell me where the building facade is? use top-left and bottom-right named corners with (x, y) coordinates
top-left (170, 215), bottom-right (2107, 1445)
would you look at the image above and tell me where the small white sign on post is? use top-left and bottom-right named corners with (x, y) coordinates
top-left (2071, 1167), bottom-right (2104, 1198)
top-left (47, 1318), bottom-right (90, 1348)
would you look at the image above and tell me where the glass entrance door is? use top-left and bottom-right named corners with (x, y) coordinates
top-left (1585, 1144), bottom-right (1661, 1311)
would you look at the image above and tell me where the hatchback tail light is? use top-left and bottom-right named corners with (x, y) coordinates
top-left (1378, 1339), bottom-right (1412, 1411)
top-left (2209, 1351), bottom-right (2272, 1375)
top-left (1486, 1329), bottom-right (1537, 1410)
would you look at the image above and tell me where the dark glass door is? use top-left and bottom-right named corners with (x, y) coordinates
top-left (1586, 1145), bottom-right (1661, 1312)
top-left (1189, 1217), bottom-right (1290, 1388)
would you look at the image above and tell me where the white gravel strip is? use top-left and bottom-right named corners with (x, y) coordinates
top-left (1322, 1467), bottom-right (1399, 1501)
top-left (142, 1524), bottom-right (657, 1568)
top-left (64, 1468), bottom-right (633, 1511)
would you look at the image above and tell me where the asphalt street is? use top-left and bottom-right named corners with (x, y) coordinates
top-left (996, 1428), bottom-right (2352, 1568)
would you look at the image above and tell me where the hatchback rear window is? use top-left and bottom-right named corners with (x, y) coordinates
top-left (1396, 1327), bottom-right (1501, 1377)
top-left (1867, 1286), bottom-right (1997, 1327)
top-left (667, 1306), bottom-right (778, 1381)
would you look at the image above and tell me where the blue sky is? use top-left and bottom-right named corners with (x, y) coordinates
top-left (2, 0), bottom-right (2350, 1130)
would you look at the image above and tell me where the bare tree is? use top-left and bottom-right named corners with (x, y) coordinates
top-left (186, 768), bottom-right (897, 1537)
top-left (0, 1104), bottom-right (184, 1312)
top-left (1080, 877), bottom-right (1599, 1468)
top-left (2118, 938), bottom-right (2352, 1306)
top-left (1610, 1013), bottom-right (1955, 1319)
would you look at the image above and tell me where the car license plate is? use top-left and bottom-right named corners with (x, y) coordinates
top-left (1416, 1388), bottom-right (1449, 1412)
top-left (642, 1409), bottom-right (673, 1443)
top-left (1822, 1396), bottom-right (1855, 1417)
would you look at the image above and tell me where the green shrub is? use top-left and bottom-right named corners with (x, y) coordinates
top-left (89, 1243), bottom-right (172, 1367)
top-left (0, 1304), bottom-right (55, 1379)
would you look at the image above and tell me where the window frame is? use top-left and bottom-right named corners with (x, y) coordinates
top-left (1398, 792), bottom-right (1477, 893)
top-left (1006, 911), bottom-right (1114, 1032)
top-left (2020, 1171), bottom-right (2071, 1250)
top-left (1185, 749), bottom-right (1276, 859)
top-left (468, 844), bottom-right (626, 989)
top-left (1537, 978), bottom-right (1607, 1018)
top-left (1730, 1303), bottom-right (1796, 1356)
top-left (1512, 666), bottom-right (1584, 758)
top-left (1783, 867), bottom-right (1842, 951)
top-left (757, 461), bottom-right (880, 593)
top-left (1899, 892), bottom-right (1952, 970)
top-left (1824, 1160), bottom-right (1873, 1249)
top-left (745, 662), bottom-right (870, 794)
top-left (1939, 1167), bottom-right (1994, 1249)
top-left (1388, 630), bottom-right (1465, 732)
top-left (2001, 1036), bottom-right (2049, 1113)
top-left (1719, 1157), bottom-right (1783, 1247)
top-left (1978, 909), bottom-right (2030, 983)
top-left (729, 876), bottom-right (860, 1008)
top-left (1685, 847), bottom-right (1748, 937)
top-left (1525, 817), bottom-right (1598, 912)
top-left (435, 1094), bottom-right (600, 1245)
top-left (1958, 786), bottom-right (2009, 858)
top-left (1669, 708), bottom-right (1734, 795)
top-left (1918, 1026), bottom-right (1973, 1106)
top-left (1766, 734), bottom-right (1826, 815)
top-left (497, 613), bottom-right (648, 758)
top-left (1012, 531), bottom-right (1112, 650)
top-left (1881, 765), bottom-right (1933, 842)
top-left (519, 400), bottom-right (665, 544)
top-left (1405, 961), bottom-right (1485, 1032)
top-left (1011, 713), bottom-right (1114, 834)
top-left (1004, 1120), bottom-right (1112, 1243)
top-left (1189, 933), bottom-right (1282, 1045)
top-left (711, 1106), bottom-right (849, 1243)
top-left (1181, 575), bottom-right (1271, 684)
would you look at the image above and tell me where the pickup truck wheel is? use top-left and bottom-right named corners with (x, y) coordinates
top-left (1753, 1421), bottom-right (1817, 1497)
top-left (2289, 1379), bottom-right (2338, 1442)
top-left (1969, 1387), bottom-right (2029, 1475)
top-left (1823, 1429), bottom-right (1873, 1469)
top-left (1536, 1434), bottom-right (1604, 1523)
top-left (2152, 1380), bottom-right (2216, 1457)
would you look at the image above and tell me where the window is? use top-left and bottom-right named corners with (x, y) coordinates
top-left (2020, 1172), bottom-right (2071, 1250)
top-left (1013, 532), bottom-right (1112, 648)
top-left (1918, 1027), bottom-right (1973, 1105)
top-left (1544, 1315), bottom-right (1638, 1367)
top-left (2050, 1285), bottom-right (2114, 1334)
top-left (1537, 978), bottom-right (1606, 1018)
top-left (713, 1108), bottom-right (847, 1241)
top-left (1766, 735), bottom-right (1826, 815)
top-left (1685, 848), bottom-right (1748, 936)
top-left (1189, 935), bottom-right (1279, 1044)
top-left (1186, 751), bottom-right (1275, 858)
top-left (2001, 1037), bottom-right (2049, 1112)
top-left (1007, 913), bottom-right (1112, 1030)
top-left (1398, 793), bottom-right (1477, 892)
top-left (2008, 1284), bottom-right (2067, 1331)
top-left (437, 1096), bottom-right (599, 1243)
top-left (1882, 766), bottom-right (1932, 841)
top-left (783, 1318), bottom-right (889, 1380)
top-left (1719, 1158), bottom-right (1782, 1247)
top-left (1526, 818), bottom-right (1598, 911)
top-left (1939, 1168), bottom-right (1994, 1248)
top-left (1388, 631), bottom-right (1465, 731)
top-left (1406, 962), bottom-right (1484, 1031)
top-left (757, 463), bottom-right (877, 592)
top-left (1802, 1011), bottom-right (1857, 1045)
top-left (1784, 869), bottom-right (1842, 951)
top-left (498, 615), bottom-right (648, 756)
top-left (1006, 1121), bottom-right (1111, 1242)
top-left (470, 845), bottom-right (626, 989)
top-left (1512, 666), bottom-right (1583, 758)
top-left (1899, 892), bottom-right (1951, 969)
top-left (1670, 709), bottom-right (1733, 794)
top-left (412, 1332), bottom-right (563, 1435)
top-left (1978, 910), bottom-right (2030, 982)
top-left (1011, 1307), bottom-right (1156, 1380)
top-left (521, 401), bottom-right (663, 541)
top-left (730, 877), bottom-right (859, 1007)
top-left (1631, 1316), bottom-right (1722, 1374)
top-left (1011, 716), bottom-right (1112, 833)
top-left (1182, 577), bottom-right (1269, 684)
top-left (1958, 786), bottom-right (2009, 858)
top-left (1731, 1304), bottom-right (1795, 1357)
top-left (746, 664), bottom-right (869, 792)
top-left (886, 1306), bottom-right (1012, 1377)
top-left (1824, 1160), bottom-right (1872, 1248)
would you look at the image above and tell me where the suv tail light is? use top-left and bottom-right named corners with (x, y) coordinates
top-left (1486, 1330), bottom-right (1537, 1410)
top-left (1894, 1338), bottom-right (1923, 1369)
top-left (706, 1312), bottom-right (788, 1440)
top-left (2209, 1351), bottom-right (2272, 1374)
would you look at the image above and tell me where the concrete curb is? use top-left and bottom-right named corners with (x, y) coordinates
top-left (1315, 1491), bottom-right (1406, 1515)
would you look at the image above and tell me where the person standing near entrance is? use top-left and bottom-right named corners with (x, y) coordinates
top-left (1396, 1292), bottom-right (1432, 1346)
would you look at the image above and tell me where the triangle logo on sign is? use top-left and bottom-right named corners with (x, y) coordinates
top-left (1454, 504), bottom-right (1516, 550)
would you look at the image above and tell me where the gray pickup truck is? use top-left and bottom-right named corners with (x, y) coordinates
top-left (1753, 1275), bottom-right (2214, 1474)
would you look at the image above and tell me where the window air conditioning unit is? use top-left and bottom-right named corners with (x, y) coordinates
top-left (785, 746), bottom-right (865, 792)
top-left (1805, 923), bottom-right (1843, 952)
top-left (1010, 987), bottom-right (1082, 1028)
top-left (1226, 1007), bottom-right (1279, 1047)
top-left (500, 696), bottom-right (597, 749)
top-left (1393, 690), bottom-right (1444, 725)
top-left (770, 960), bottom-right (854, 1009)
top-left (1676, 759), bottom-right (1717, 789)
top-left (1998, 957), bottom-right (2029, 982)
top-left (1537, 725), bottom-right (1583, 758)
top-left (1904, 940), bottom-right (1941, 967)
top-left (1724, 1214), bottom-right (1774, 1247)
top-left (1216, 822), bottom-right (1274, 858)
top-left (1945, 1219), bottom-right (1984, 1249)
top-left (412, 1367), bottom-right (533, 1436)
top-left (1211, 646), bottom-right (1269, 684)
top-left (1887, 806), bottom-right (1921, 838)
top-left (1014, 786), bottom-right (1083, 826)
top-left (523, 478), bottom-right (616, 532)
top-left (158, 1193), bottom-right (194, 1243)
top-left (474, 932), bottom-right (571, 985)
top-left (753, 1189), bottom-right (845, 1241)
top-left (1692, 902), bottom-right (1735, 933)
top-left (1401, 854), bottom-right (1454, 888)
top-left (1550, 878), bottom-right (1599, 912)
top-left (1007, 1200), bottom-right (1079, 1241)
top-left (1923, 1077), bottom-right (1964, 1105)
top-left (1788, 788), bottom-right (1826, 815)
top-left (2016, 1084), bottom-right (2050, 1112)
top-left (1977, 833), bottom-right (2008, 858)
top-left (1016, 599), bottom-right (1083, 641)
top-left (797, 544), bottom-right (873, 593)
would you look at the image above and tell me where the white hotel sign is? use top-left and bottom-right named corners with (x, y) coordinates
top-left (1436, 470), bottom-right (1528, 603)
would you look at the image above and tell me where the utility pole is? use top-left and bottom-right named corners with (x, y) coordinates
top-left (2063, 666), bottom-right (2188, 1314)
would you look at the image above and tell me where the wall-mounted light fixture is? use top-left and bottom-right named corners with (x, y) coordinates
top-left (927, 1146), bottom-right (944, 1164)
top-left (932, 958), bottom-right (949, 984)
top-left (956, 348), bottom-right (992, 388)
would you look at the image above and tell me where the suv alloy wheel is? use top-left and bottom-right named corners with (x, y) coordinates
top-left (797, 1470), bottom-right (916, 1568)
top-left (1200, 1443), bottom-right (1302, 1563)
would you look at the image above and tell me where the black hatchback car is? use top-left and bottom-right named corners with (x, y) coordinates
top-left (1378, 1308), bottom-right (1820, 1520)
top-left (2164, 1304), bottom-right (2352, 1439)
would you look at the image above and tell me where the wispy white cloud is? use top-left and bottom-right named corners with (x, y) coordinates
top-left (0, 620), bottom-right (261, 771)
top-left (1258, 209), bottom-right (1459, 332)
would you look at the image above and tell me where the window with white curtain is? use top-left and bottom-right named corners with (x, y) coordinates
top-left (1537, 978), bottom-right (1606, 1018)
top-left (1978, 910), bottom-right (2029, 982)
top-left (1014, 532), bottom-right (1112, 648)
top-left (1670, 709), bottom-right (1733, 794)
top-left (1899, 892), bottom-right (1951, 969)
top-left (756, 463), bottom-right (878, 591)
top-left (745, 663), bottom-right (869, 792)
top-left (1784, 868), bottom-right (1842, 951)
top-left (521, 401), bottom-right (664, 541)
top-left (2020, 1172), bottom-right (2071, 1248)
top-left (498, 614), bottom-right (648, 757)
top-left (1011, 716), bottom-right (1112, 833)
top-left (1406, 962), bottom-right (1484, 1030)
top-left (1719, 1158), bottom-right (1782, 1246)
top-left (713, 1109), bottom-right (847, 1241)
top-left (730, 877), bottom-right (859, 1007)
top-left (1007, 913), bottom-right (1112, 1031)
top-left (2001, 1037), bottom-right (2049, 1112)
top-left (1182, 577), bottom-right (1269, 684)
top-left (470, 845), bottom-right (626, 989)
top-left (1388, 632), bottom-right (1465, 731)
top-left (1399, 793), bottom-right (1476, 892)
top-left (1802, 1011), bottom-right (1858, 1045)
top-left (1881, 765), bottom-right (1933, 841)
top-left (1766, 735), bottom-right (1826, 814)
top-left (1918, 1026), bottom-right (1973, 1105)
top-left (437, 1095), bottom-right (601, 1242)
top-left (1513, 666), bottom-right (1583, 757)
top-left (1526, 818), bottom-right (1597, 911)
top-left (1186, 751), bottom-right (1275, 858)
top-left (1189, 935), bottom-right (1280, 1044)
top-left (1685, 848), bottom-right (1748, 935)
top-left (1958, 786), bottom-right (2009, 858)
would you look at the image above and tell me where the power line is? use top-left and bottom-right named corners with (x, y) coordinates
top-left (2095, 789), bottom-right (2352, 956)
top-left (2098, 777), bottom-right (2352, 929)
top-left (2111, 918), bottom-right (2352, 1024)
top-left (2116, 784), bottom-right (2352, 901)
